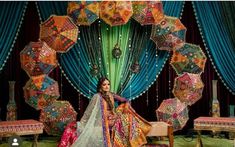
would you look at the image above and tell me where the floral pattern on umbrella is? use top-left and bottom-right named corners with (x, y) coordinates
top-left (20, 41), bottom-right (57, 76)
top-left (172, 73), bottom-right (204, 106)
top-left (40, 15), bottom-right (79, 53)
top-left (156, 98), bottom-right (189, 131)
top-left (23, 75), bottom-right (60, 110)
top-left (99, 1), bottom-right (133, 26)
top-left (67, 1), bottom-right (100, 26)
top-left (170, 43), bottom-right (207, 75)
top-left (151, 16), bottom-right (186, 51)
top-left (39, 101), bottom-right (77, 136)
top-left (132, 1), bottom-right (164, 25)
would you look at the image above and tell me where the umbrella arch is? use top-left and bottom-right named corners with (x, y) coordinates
top-left (36, 1), bottom-right (185, 100)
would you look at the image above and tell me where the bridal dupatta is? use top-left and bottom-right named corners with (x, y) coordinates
top-left (71, 94), bottom-right (151, 147)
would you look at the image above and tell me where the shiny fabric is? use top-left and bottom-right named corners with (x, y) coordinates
top-left (59, 93), bottom-right (151, 147)
top-left (58, 122), bottom-right (78, 147)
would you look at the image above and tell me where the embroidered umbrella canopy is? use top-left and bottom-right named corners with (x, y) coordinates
top-left (20, 41), bottom-right (57, 76)
top-left (40, 15), bottom-right (79, 53)
top-left (132, 1), bottom-right (164, 25)
top-left (172, 73), bottom-right (204, 106)
top-left (156, 98), bottom-right (189, 131)
top-left (150, 16), bottom-right (186, 51)
top-left (67, 1), bottom-right (100, 26)
top-left (170, 43), bottom-right (207, 75)
top-left (39, 101), bottom-right (77, 136)
top-left (99, 1), bottom-right (133, 26)
top-left (23, 75), bottom-right (60, 110)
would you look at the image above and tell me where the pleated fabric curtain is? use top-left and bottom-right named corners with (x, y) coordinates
top-left (193, 2), bottom-right (235, 94)
top-left (0, 2), bottom-right (28, 71)
top-left (36, 1), bottom-right (185, 99)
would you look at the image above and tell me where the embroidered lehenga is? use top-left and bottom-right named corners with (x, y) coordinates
top-left (59, 93), bottom-right (151, 147)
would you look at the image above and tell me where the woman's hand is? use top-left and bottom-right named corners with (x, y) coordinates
top-left (113, 93), bottom-right (128, 102)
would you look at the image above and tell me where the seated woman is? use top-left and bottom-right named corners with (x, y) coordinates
top-left (59, 77), bottom-right (151, 147)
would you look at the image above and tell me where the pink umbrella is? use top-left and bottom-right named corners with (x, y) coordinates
top-left (172, 72), bottom-right (204, 106)
top-left (132, 1), bottom-right (164, 25)
top-left (156, 98), bottom-right (189, 131)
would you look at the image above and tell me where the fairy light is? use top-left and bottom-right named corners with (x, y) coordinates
top-left (145, 30), bottom-right (149, 106)
top-left (78, 48), bottom-right (81, 110)
top-left (98, 19), bottom-right (102, 76)
top-left (168, 60), bottom-right (172, 98)
top-left (156, 44), bottom-right (159, 107)
top-left (60, 55), bottom-right (63, 100)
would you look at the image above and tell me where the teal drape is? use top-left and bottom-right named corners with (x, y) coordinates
top-left (193, 2), bottom-right (235, 94)
top-left (0, 2), bottom-right (28, 71)
top-left (36, 1), bottom-right (184, 99)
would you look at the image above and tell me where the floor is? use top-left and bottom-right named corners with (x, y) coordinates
top-left (0, 135), bottom-right (234, 147)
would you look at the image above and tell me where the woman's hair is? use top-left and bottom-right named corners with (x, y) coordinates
top-left (96, 77), bottom-right (110, 93)
top-left (97, 77), bottom-right (114, 111)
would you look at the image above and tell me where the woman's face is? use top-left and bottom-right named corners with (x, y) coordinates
top-left (101, 79), bottom-right (110, 92)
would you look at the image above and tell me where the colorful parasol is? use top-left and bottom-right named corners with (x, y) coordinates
top-left (132, 1), bottom-right (164, 25)
top-left (40, 15), bottom-right (79, 53)
top-left (20, 41), bottom-right (57, 76)
top-left (170, 43), bottom-right (207, 75)
top-left (156, 98), bottom-right (189, 131)
top-left (172, 73), bottom-right (204, 106)
top-left (150, 16), bottom-right (186, 51)
top-left (39, 101), bottom-right (77, 136)
top-left (99, 1), bottom-right (133, 26)
top-left (23, 75), bottom-right (60, 110)
top-left (67, 1), bottom-right (100, 26)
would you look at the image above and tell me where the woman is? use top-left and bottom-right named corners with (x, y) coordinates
top-left (59, 77), bottom-right (151, 147)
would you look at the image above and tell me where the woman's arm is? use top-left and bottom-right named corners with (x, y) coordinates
top-left (113, 93), bottom-right (128, 102)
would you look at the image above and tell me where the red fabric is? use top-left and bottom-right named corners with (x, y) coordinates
top-left (58, 121), bottom-right (78, 147)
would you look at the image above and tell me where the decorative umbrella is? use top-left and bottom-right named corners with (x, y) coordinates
top-left (150, 16), bottom-right (186, 51)
top-left (156, 98), bottom-right (189, 131)
top-left (99, 1), bottom-right (133, 26)
top-left (170, 43), bottom-right (207, 75)
top-left (67, 1), bottom-right (100, 26)
top-left (39, 101), bottom-right (77, 136)
top-left (172, 73), bottom-right (204, 106)
top-left (23, 75), bottom-right (60, 110)
top-left (20, 41), bottom-right (57, 76)
top-left (132, 1), bottom-right (164, 25)
top-left (40, 15), bottom-right (79, 53)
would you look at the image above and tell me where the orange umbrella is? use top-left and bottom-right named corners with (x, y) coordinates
top-left (99, 1), bottom-right (133, 26)
top-left (23, 75), bottom-right (60, 110)
top-left (40, 15), bottom-right (79, 53)
top-left (20, 41), bottom-right (57, 76)
top-left (67, 1), bottom-right (100, 26)
top-left (132, 1), bottom-right (164, 25)
top-left (170, 43), bottom-right (207, 75)
top-left (151, 16), bottom-right (186, 51)
top-left (40, 101), bottom-right (77, 136)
